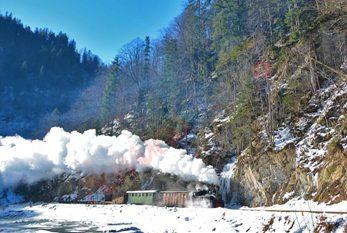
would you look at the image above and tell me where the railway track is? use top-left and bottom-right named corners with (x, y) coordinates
top-left (239, 208), bottom-right (347, 215)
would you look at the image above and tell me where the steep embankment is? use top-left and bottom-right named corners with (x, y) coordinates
top-left (229, 81), bottom-right (346, 207)
top-left (197, 14), bottom-right (347, 207)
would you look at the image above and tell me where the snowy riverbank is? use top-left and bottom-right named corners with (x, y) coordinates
top-left (1, 201), bottom-right (346, 232)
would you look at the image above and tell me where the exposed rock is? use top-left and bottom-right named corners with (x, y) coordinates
top-left (226, 82), bottom-right (347, 207)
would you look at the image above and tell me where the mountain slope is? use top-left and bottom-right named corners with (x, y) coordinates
top-left (0, 14), bottom-right (101, 138)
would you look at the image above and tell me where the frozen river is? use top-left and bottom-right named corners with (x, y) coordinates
top-left (0, 201), bottom-right (346, 232)
top-left (0, 205), bottom-right (143, 232)
top-left (0, 216), bottom-right (105, 232)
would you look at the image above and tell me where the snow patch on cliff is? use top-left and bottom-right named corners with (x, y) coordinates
top-left (273, 126), bottom-right (296, 151)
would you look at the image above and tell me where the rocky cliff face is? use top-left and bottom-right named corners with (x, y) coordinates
top-left (220, 81), bottom-right (347, 207)
top-left (192, 15), bottom-right (347, 207)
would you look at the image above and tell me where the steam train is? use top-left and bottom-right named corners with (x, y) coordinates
top-left (74, 185), bottom-right (224, 208)
top-left (125, 190), bottom-right (223, 208)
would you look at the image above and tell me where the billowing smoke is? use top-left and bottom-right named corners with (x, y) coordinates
top-left (0, 127), bottom-right (218, 191)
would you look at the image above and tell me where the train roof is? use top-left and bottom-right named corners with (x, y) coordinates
top-left (126, 190), bottom-right (158, 194)
top-left (161, 191), bottom-right (188, 193)
top-left (126, 190), bottom-right (189, 194)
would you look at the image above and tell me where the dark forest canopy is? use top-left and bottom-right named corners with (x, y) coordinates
top-left (0, 13), bottom-right (102, 137)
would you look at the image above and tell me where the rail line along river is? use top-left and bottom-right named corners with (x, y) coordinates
top-left (1, 202), bottom-right (346, 233)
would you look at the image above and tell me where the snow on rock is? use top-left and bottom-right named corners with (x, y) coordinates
top-left (294, 83), bottom-right (346, 173)
top-left (0, 128), bottom-right (219, 193)
top-left (124, 113), bottom-right (134, 121)
top-left (83, 189), bottom-right (105, 203)
top-left (295, 117), bottom-right (310, 131)
top-left (270, 83), bottom-right (346, 173)
top-left (61, 191), bottom-right (78, 202)
top-left (204, 131), bottom-right (214, 140)
top-left (282, 191), bottom-right (295, 201)
top-left (341, 135), bottom-right (347, 151)
top-left (213, 110), bottom-right (231, 128)
top-left (213, 116), bottom-right (231, 128)
top-left (296, 123), bottom-right (335, 172)
top-left (199, 128), bottom-right (222, 158)
top-left (100, 118), bottom-right (121, 136)
top-left (273, 126), bottom-right (296, 151)
top-left (186, 133), bottom-right (197, 141)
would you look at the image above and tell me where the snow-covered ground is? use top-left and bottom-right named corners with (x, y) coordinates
top-left (0, 201), bottom-right (346, 233)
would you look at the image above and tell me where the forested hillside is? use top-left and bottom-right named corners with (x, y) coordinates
top-left (98, 0), bottom-right (346, 146)
top-left (0, 13), bottom-right (101, 138)
top-left (2, 0), bottom-right (345, 144)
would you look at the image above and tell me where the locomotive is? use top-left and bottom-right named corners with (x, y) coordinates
top-left (126, 189), bottom-right (223, 208)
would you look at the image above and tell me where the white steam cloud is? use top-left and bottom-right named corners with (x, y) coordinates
top-left (0, 128), bottom-right (218, 191)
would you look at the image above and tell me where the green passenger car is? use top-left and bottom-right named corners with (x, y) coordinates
top-left (126, 190), bottom-right (158, 205)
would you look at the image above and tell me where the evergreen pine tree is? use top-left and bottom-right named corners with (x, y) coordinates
top-left (100, 56), bottom-right (120, 123)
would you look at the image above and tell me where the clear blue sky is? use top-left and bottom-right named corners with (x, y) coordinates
top-left (0, 0), bottom-right (184, 63)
